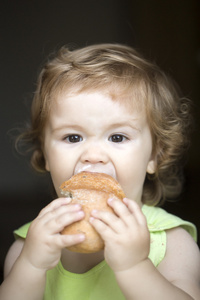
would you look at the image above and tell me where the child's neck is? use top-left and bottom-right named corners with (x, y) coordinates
top-left (61, 248), bottom-right (105, 274)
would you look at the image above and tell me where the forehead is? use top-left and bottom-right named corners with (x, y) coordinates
top-left (46, 90), bottom-right (148, 134)
top-left (50, 84), bottom-right (146, 115)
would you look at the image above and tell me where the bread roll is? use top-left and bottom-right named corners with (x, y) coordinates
top-left (59, 172), bottom-right (125, 253)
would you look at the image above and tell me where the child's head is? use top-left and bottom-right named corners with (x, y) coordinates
top-left (18, 43), bottom-right (192, 206)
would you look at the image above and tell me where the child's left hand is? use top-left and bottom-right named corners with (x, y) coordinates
top-left (90, 198), bottom-right (150, 272)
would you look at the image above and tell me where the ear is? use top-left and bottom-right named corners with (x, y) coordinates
top-left (146, 159), bottom-right (156, 174)
top-left (45, 160), bottom-right (50, 171)
top-left (43, 152), bottom-right (50, 171)
top-left (42, 147), bottom-right (50, 172)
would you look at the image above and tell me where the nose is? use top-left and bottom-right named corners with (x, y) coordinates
top-left (80, 141), bottom-right (109, 164)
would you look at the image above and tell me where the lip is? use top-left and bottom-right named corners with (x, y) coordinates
top-left (74, 164), bottom-right (116, 179)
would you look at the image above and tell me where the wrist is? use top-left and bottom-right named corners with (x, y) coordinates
top-left (114, 258), bottom-right (157, 299)
top-left (16, 253), bottom-right (47, 277)
top-left (115, 258), bottom-right (152, 279)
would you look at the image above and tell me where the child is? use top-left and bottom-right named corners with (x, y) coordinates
top-left (1, 44), bottom-right (199, 300)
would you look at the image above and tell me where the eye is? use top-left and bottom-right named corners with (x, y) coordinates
top-left (65, 134), bottom-right (83, 143)
top-left (109, 134), bottom-right (128, 143)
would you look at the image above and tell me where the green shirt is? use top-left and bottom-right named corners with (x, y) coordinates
top-left (14, 205), bottom-right (197, 300)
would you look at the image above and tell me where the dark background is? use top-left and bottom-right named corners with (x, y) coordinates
top-left (1, 0), bottom-right (199, 283)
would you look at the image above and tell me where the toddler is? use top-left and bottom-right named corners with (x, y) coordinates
top-left (1, 44), bottom-right (200, 299)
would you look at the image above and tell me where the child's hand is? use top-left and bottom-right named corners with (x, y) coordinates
top-left (90, 198), bottom-right (150, 272)
top-left (21, 198), bottom-right (85, 271)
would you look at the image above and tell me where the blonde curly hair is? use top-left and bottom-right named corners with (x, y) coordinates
top-left (16, 43), bottom-right (192, 206)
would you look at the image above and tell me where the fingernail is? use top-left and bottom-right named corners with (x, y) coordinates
top-left (91, 209), bottom-right (98, 216)
top-left (89, 217), bottom-right (95, 223)
top-left (64, 197), bottom-right (72, 203)
top-left (78, 234), bottom-right (85, 241)
top-left (73, 204), bottom-right (81, 210)
top-left (77, 211), bottom-right (84, 217)
top-left (107, 198), bottom-right (114, 204)
top-left (123, 198), bottom-right (128, 204)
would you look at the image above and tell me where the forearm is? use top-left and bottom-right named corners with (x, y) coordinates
top-left (0, 255), bottom-right (46, 300)
top-left (115, 259), bottom-right (194, 300)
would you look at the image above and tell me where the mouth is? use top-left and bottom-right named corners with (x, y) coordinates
top-left (74, 164), bottom-right (116, 179)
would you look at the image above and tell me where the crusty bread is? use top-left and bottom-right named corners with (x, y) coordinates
top-left (59, 172), bottom-right (125, 253)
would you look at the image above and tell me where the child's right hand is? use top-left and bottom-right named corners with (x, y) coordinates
top-left (20, 197), bottom-right (85, 271)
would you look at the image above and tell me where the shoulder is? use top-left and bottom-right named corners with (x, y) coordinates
top-left (158, 227), bottom-right (200, 298)
top-left (4, 238), bottom-right (25, 278)
top-left (143, 205), bottom-right (197, 241)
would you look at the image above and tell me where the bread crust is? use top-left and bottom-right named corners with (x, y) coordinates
top-left (59, 172), bottom-right (125, 253)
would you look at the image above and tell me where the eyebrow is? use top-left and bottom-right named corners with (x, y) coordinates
top-left (51, 120), bottom-right (141, 134)
top-left (51, 124), bottom-right (83, 133)
top-left (108, 120), bottom-right (139, 127)
top-left (106, 119), bottom-right (141, 131)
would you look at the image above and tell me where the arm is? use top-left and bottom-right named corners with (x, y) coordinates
top-left (90, 198), bottom-right (200, 300)
top-left (157, 227), bottom-right (200, 299)
top-left (2, 239), bottom-right (47, 300)
top-left (0, 197), bottom-right (85, 300)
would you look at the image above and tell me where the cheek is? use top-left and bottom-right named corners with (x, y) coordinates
top-left (115, 154), bottom-right (149, 201)
top-left (119, 170), bottom-right (145, 201)
top-left (48, 152), bottom-right (82, 193)
top-left (49, 166), bottom-right (71, 198)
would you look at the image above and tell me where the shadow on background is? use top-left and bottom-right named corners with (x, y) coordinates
top-left (1, 0), bottom-right (199, 283)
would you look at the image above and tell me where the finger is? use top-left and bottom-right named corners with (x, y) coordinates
top-left (89, 216), bottom-right (116, 239)
top-left (38, 197), bottom-right (72, 217)
top-left (90, 208), bottom-right (128, 235)
top-left (108, 198), bottom-right (132, 218)
top-left (123, 198), bottom-right (148, 227)
top-left (37, 203), bottom-right (83, 229)
top-left (54, 232), bottom-right (85, 249)
top-left (107, 198), bottom-right (137, 228)
top-left (108, 198), bottom-right (147, 229)
top-left (45, 210), bottom-right (85, 234)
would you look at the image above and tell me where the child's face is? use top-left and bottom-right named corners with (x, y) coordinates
top-left (43, 91), bottom-right (156, 205)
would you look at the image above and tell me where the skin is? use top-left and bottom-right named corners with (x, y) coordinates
top-left (1, 91), bottom-right (200, 300)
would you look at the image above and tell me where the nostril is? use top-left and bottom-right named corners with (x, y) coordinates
top-left (84, 159), bottom-right (104, 164)
top-left (81, 145), bottom-right (108, 164)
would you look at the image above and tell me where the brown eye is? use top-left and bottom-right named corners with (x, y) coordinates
top-left (109, 134), bottom-right (127, 143)
top-left (65, 135), bottom-right (83, 143)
